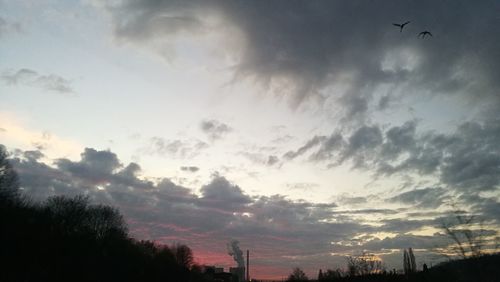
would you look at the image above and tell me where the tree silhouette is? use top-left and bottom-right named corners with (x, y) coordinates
top-left (347, 253), bottom-right (384, 276)
top-left (288, 267), bottom-right (308, 281)
top-left (403, 248), bottom-right (417, 275)
top-left (86, 204), bottom-right (128, 240)
top-left (409, 248), bottom-right (417, 273)
top-left (403, 249), bottom-right (409, 274)
top-left (171, 243), bottom-right (194, 269)
top-left (441, 210), bottom-right (487, 258)
top-left (0, 149), bottom-right (204, 282)
top-left (320, 269), bottom-right (343, 280)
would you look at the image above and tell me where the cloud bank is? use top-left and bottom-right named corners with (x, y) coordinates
top-left (7, 145), bottom-right (499, 277)
top-left (99, 0), bottom-right (499, 119)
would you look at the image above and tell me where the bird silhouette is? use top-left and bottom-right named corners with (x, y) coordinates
top-left (393, 21), bottom-right (410, 32)
top-left (419, 31), bottom-right (433, 38)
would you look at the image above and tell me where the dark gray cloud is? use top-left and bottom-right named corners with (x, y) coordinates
top-left (200, 176), bottom-right (251, 211)
top-left (56, 148), bottom-right (121, 182)
top-left (309, 133), bottom-right (343, 161)
top-left (458, 194), bottom-right (500, 224)
top-left (437, 120), bottom-right (500, 191)
top-left (284, 135), bottom-right (325, 160)
top-left (380, 120), bottom-right (417, 160)
top-left (100, 1), bottom-right (500, 118)
top-left (289, 117), bottom-right (500, 196)
top-left (340, 126), bottom-right (383, 168)
top-left (180, 166), bottom-right (200, 172)
top-left (200, 119), bottom-right (232, 140)
top-left (477, 198), bottom-right (500, 224)
top-left (5, 145), bottom-right (499, 276)
top-left (3, 145), bottom-right (446, 268)
top-left (388, 187), bottom-right (448, 209)
top-left (379, 218), bottom-right (438, 234)
top-left (1, 68), bottom-right (75, 94)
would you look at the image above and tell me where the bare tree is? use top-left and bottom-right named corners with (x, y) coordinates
top-left (171, 243), bottom-right (194, 269)
top-left (86, 204), bottom-right (127, 240)
top-left (44, 195), bottom-right (127, 240)
top-left (287, 267), bottom-right (308, 281)
top-left (441, 210), bottom-right (486, 258)
top-left (347, 252), bottom-right (384, 276)
top-left (321, 269), bottom-right (344, 280)
top-left (45, 195), bottom-right (90, 235)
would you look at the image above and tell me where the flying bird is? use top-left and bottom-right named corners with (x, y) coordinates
top-left (393, 21), bottom-right (410, 32)
top-left (418, 31), bottom-right (433, 38)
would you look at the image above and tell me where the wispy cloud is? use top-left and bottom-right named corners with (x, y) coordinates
top-left (1, 68), bottom-right (75, 95)
top-left (142, 137), bottom-right (208, 159)
top-left (286, 182), bottom-right (319, 191)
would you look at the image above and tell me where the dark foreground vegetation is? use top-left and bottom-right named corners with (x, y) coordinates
top-left (308, 253), bottom-right (500, 282)
top-left (0, 146), bottom-right (208, 282)
top-left (0, 195), bottom-right (211, 282)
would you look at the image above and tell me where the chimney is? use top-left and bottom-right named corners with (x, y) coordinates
top-left (246, 250), bottom-right (250, 281)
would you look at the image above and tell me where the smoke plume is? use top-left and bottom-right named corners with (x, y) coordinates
top-left (227, 239), bottom-right (245, 267)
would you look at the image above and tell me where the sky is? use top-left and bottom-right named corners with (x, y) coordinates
top-left (1, 0), bottom-right (499, 279)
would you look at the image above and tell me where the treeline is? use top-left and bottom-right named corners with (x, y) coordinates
top-left (285, 252), bottom-right (500, 282)
top-left (313, 254), bottom-right (500, 282)
top-left (0, 146), bottom-right (208, 282)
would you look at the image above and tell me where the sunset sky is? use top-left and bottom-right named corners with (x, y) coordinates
top-left (1, 0), bottom-right (499, 279)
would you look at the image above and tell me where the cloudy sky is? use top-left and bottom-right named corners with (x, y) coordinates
top-left (1, 0), bottom-right (499, 279)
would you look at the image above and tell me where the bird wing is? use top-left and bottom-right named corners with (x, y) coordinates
top-left (427, 32), bottom-right (433, 36)
top-left (393, 23), bottom-right (401, 27)
top-left (403, 21), bottom-right (410, 25)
